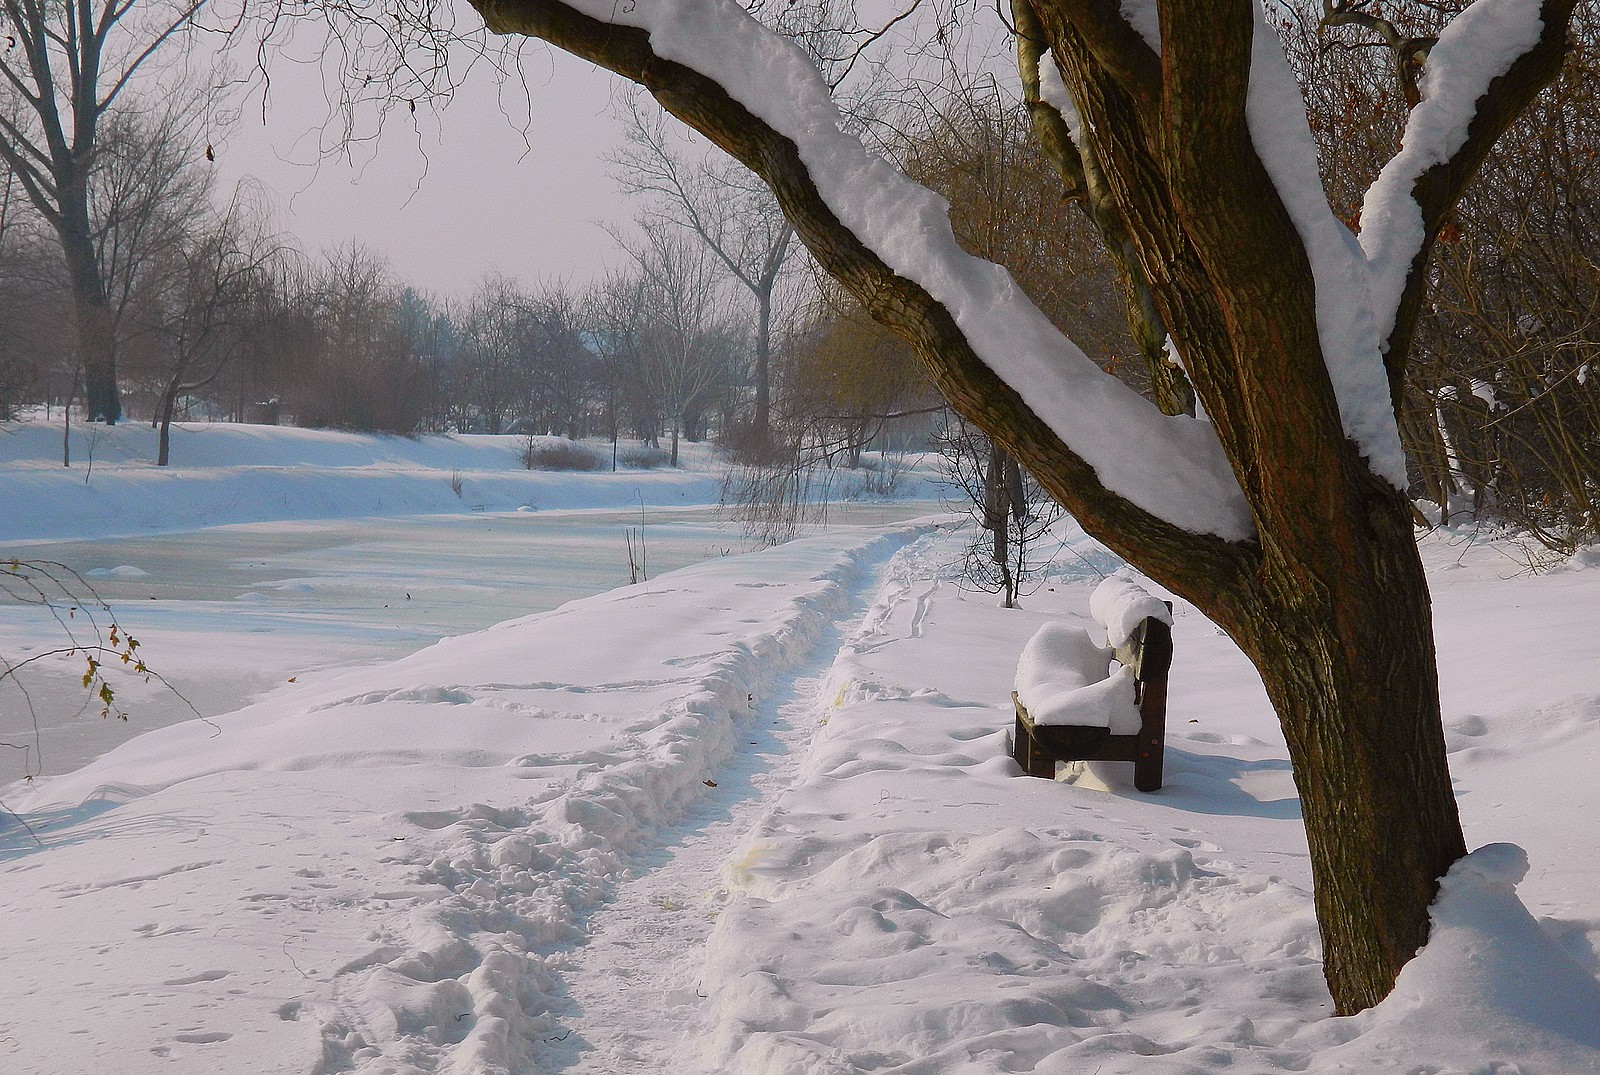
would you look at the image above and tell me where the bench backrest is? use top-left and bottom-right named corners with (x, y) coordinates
top-left (1111, 605), bottom-right (1173, 700)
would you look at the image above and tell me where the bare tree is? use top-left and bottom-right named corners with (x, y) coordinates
top-left (0, 0), bottom-right (208, 423)
top-left (518, 287), bottom-right (598, 439)
top-left (612, 218), bottom-right (742, 465)
top-left (936, 416), bottom-right (1066, 608)
top-left (459, 274), bottom-right (533, 434)
top-left (0, 162), bottom-right (66, 414)
top-left (612, 91), bottom-right (794, 455)
top-left (124, 184), bottom-right (282, 463)
top-left (288, 243), bottom-right (428, 433)
top-left (91, 95), bottom-right (214, 378)
top-left (583, 269), bottom-right (655, 455)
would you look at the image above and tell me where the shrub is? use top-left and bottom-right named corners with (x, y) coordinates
top-left (520, 437), bottom-right (605, 471)
top-left (618, 445), bottom-right (671, 469)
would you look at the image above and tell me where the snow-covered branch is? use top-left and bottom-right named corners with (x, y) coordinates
top-left (473, 0), bottom-right (1254, 546)
top-left (1246, 3), bottom-right (1408, 485)
top-left (1359, 0), bottom-right (1575, 385)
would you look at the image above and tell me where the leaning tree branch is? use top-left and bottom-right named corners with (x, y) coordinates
top-left (470, 0), bottom-right (1259, 597)
top-left (1374, 0), bottom-right (1575, 402)
top-left (1319, 0), bottom-right (1436, 107)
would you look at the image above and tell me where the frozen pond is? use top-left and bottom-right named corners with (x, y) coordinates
top-left (1, 502), bottom-right (942, 782)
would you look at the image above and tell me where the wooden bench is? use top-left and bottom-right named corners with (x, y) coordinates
top-left (1012, 610), bottom-right (1172, 792)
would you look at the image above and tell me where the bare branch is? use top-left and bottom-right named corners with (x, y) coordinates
top-left (471, 0), bottom-right (1257, 586)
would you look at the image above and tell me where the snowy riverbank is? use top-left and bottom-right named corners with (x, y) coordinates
top-left (0, 420), bottom-right (727, 543)
top-left (0, 417), bottom-right (942, 543)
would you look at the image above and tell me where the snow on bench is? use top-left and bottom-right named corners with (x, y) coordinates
top-left (1012, 572), bottom-right (1174, 791)
top-left (1014, 624), bottom-right (1143, 733)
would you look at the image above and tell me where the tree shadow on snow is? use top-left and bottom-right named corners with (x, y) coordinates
top-left (0, 786), bottom-right (150, 861)
top-left (1080, 748), bottom-right (1302, 820)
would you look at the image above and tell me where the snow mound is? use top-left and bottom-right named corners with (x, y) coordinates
top-left (1310, 843), bottom-right (1600, 1071)
top-left (1088, 569), bottom-right (1172, 648)
top-left (1013, 623), bottom-right (1140, 733)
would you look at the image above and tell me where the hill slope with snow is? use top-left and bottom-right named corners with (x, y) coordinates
top-left (1, 419), bottom-right (737, 542)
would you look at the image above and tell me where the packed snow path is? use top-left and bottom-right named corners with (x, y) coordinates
top-left (545, 535), bottom-right (977, 1072)
top-left (543, 627), bottom-right (860, 1071)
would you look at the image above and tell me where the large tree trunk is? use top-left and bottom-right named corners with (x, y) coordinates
top-left (157, 383), bottom-right (180, 467)
top-left (1226, 479), bottom-right (1466, 1014)
top-left (753, 286), bottom-right (772, 453)
top-left (58, 206), bottom-right (121, 425)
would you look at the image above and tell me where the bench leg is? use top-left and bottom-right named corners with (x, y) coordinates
top-left (1132, 733), bottom-right (1163, 792)
top-left (1014, 714), bottom-right (1056, 778)
top-left (1132, 680), bottom-right (1167, 792)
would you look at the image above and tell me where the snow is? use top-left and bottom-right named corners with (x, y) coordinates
top-left (1310, 844), bottom-right (1600, 1071)
top-left (1088, 567), bottom-right (1172, 648)
top-left (1360, 0), bottom-right (1546, 347)
top-left (1013, 623), bottom-right (1141, 732)
top-left (2, 426), bottom-right (1598, 1073)
top-left (0, 420), bottom-right (732, 543)
top-left (3, 509), bottom-right (932, 1074)
top-left (1036, 51), bottom-right (1082, 143)
top-left (544, 0), bottom-right (1254, 542)
top-left (0, 419), bottom-right (940, 779)
top-left (1012, 573), bottom-right (1169, 732)
top-left (1246, 6), bottom-right (1409, 486)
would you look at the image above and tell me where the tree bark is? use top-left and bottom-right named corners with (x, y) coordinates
top-left (1014, 2), bottom-right (1193, 417)
top-left (983, 440), bottom-right (1015, 607)
top-left (1225, 474), bottom-right (1465, 1013)
top-left (157, 384), bottom-right (179, 466)
top-left (60, 215), bottom-right (122, 425)
top-left (753, 285), bottom-right (773, 451)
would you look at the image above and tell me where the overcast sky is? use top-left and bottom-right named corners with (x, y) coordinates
top-left (212, 32), bottom-right (644, 301)
top-left (197, 1), bottom-right (991, 302)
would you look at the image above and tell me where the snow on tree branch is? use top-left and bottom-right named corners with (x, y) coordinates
top-left (1036, 49), bottom-right (1083, 142)
top-left (1360, 0), bottom-right (1555, 355)
top-left (1245, 3), bottom-right (1408, 486)
top-left (479, 0), bottom-right (1254, 540)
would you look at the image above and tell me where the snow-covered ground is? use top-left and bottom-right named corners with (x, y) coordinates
top-left (2, 420), bottom-right (1598, 1073)
top-left (0, 418), bottom-right (938, 777)
top-left (0, 419), bottom-right (727, 543)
